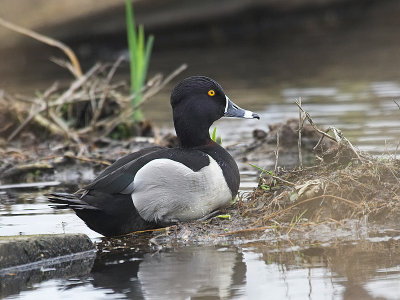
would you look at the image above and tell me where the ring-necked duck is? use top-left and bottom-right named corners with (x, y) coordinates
top-left (49, 76), bottom-right (259, 237)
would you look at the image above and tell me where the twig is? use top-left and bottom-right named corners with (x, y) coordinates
top-left (272, 174), bottom-right (295, 187)
top-left (295, 101), bottom-right (367, 162)
top-left (295, 101), bottom-right (337, 142)
top-left (91, 56), bottom-right (124, 126)
top-left (313, 127), bottom-right (330, 152)
top-left (132, 64), bottom-right (188, 110)
top-left (297, 97), bottom-right (303, 169)
top-left (107, 55), bottom-right (124, 82)
top-left (7, 64), bottom-right (100, 142)
top-left (50, 57), bottom-right (78, 77)
top-left (113, 226), bottom-right (173, 238)
top-left (11, 94), bottom-right (38, 104)
top-left (48, 110), bottom-right (82, 144)
top-left (1, 162), bottom-right (53, 178)
top-left (0, 17), bottom-right (82, 77)
top-left (274, 126), bottom-right (280, 174)
top-left (394, 99), bottom-right (400, 110)
top-left (42, 82), bottom-right (59, 99)
top-left (217, 225), bottom-right (274, 236)
top-left (53, 63), bottom-right (101, 109)
top-left (63, 153), bottom-right (112, 166)
top-left (101, 64), bottom-right (187, 137)
top-left (7, 102), bottom-right (45, 142)
top-left (327, 218), bottom-right (344, 226)
top-left (34, 113), bottom-right (66, 136)
top-left (330, 126), bottom-right (363, 161)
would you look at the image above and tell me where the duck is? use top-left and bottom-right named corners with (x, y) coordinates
top-left (48, 76), bottom-right (259, 237)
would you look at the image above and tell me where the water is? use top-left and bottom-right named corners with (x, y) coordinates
top-left (1, 2), bottom-right (400, 299)
top-left (2, 236), bottom-right (400, 299)
top-left (145, 79), bottom-right (400, 161)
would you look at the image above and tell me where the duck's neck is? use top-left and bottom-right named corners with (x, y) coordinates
top-left (174, 118), bottom-right (212, 148)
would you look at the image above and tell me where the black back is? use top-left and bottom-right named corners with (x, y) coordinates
top-left (84, 147), bottom-right (211, 194)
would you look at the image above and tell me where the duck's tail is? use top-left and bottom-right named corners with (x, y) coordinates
top-left (48, 191), bottom-right (159, 236)
top-left (47, 192), bottom-right (99, 211)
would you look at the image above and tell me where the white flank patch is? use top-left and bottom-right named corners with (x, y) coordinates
top-left (131, 155), bottom-right (232, 223)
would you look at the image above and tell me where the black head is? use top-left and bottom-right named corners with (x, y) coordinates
top-left (171, 76), bottom-right (227, 124)
top-left (170, 76), bottom-right (259, 148)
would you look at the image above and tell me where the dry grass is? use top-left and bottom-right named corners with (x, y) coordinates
top-left (240, 143), bottom-right (400, 229)
top-left (0, 17), bottom-right (187, 151)
top-left (0, 60), bottom-right (186, 151)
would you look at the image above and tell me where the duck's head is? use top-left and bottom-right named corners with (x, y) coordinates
top-left (171, 76), bottom-right (259, 148)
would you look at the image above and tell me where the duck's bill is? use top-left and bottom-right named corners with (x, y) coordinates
top-left (224, 96), bottom-right (260, 119)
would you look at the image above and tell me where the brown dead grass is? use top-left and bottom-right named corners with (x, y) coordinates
top-left (241, 144), bottom-right (400, 227)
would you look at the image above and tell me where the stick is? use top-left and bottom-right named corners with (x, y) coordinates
top-left (91, 56), bottom-right (124, 126)
top-left (131, 64), bottom-right (188, 111)
top-left (313, 127), bottom-right (330, 152)
top-left (63, 153), bottom-right (112, 166)
top-left (295, 101), bottom-right (337, 142)
top-left (34, 113), bottom-right (66, 136)
top-left (297, 97), bottom-right (303, 169)
top-left (53, 63), bottom-right (101, 108)
top-left (50, 57), bottom-right (78, 77)
top-left (112, 226), bottom-right (173, 238)
top-left (217, 225), bottom-right (274, 236)
top-left (394, 100), bottom-right (400, 110)
top-left (48, 110), bottom-right (82, 144)
top-left (330, 127), bottom-right (363, 161)
top-left (7, 65), bottom-right (100, 142)
top-left (271, 175), bottom-right (295, 187)
top-left (101, 64), bottom-right (187, 137)
top-left (0, 17), bottom-right (82, 77)
top-left (274, 126), bottom-right (280, 174)
top-left (7, 103), bottom-right (45, 142)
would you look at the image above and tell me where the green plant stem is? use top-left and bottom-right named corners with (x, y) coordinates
top-left (125, 0), bottom-right (154, 122)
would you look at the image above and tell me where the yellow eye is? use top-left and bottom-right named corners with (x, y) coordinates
top-left (208, 89), bottom-right (215, 96)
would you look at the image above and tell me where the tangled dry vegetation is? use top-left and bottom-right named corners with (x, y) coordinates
top-left (0, 60), bottom-right (186, 150)
top-left (243, 154), bottom-right (400, 226)
top-left (238, 103), bottom-right (400, 231)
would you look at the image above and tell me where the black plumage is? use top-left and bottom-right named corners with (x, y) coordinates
top-left (48, 76), bottom-right (259, 237)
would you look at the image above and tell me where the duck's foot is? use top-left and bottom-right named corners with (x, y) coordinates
top-left (199, 210), bottom-right (220, 221)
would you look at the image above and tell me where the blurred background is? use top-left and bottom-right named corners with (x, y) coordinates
top-left (0, 0), bottom-right (399, 152)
